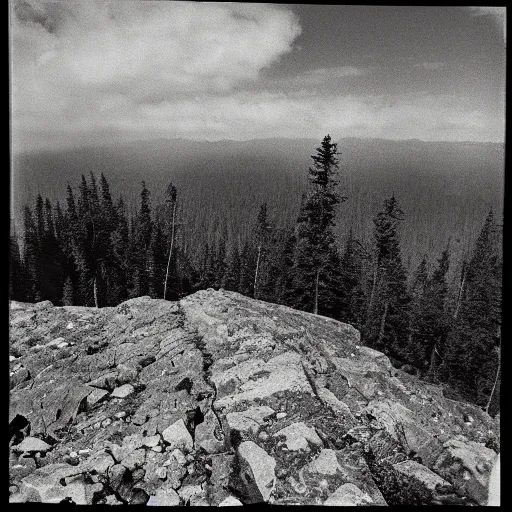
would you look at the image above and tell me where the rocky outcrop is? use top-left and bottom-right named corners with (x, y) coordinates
top-left (9, 290), bottom-right (499, 505)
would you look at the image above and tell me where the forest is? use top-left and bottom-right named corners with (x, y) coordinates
top-left (9, 135), bottom-right (502, 417)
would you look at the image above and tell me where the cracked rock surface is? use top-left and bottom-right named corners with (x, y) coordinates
top-left (9, 290), bottom-right (499, 505)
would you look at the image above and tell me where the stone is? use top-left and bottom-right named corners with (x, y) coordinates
top-left (237, 441), bottom-right (276, 503)
top-left (115, 411), bottom-right (127, 419)
top-left (178, 484), bottom-right (203, 504)
top-left (226, 406), bottom-right (275, 437)
top-left (14, 437), bottom-right (52, 454)
top-left (171, 449), bottom-right (187, 465)
top-left (147, 488), bottom-right (180, 506)
top-left (276, 412), bottom-right (287, 420)
top-left (433, 436), bottom-right (497, 505)
top-left (143, 435), bottom-right (161, 448)
top-left (156, 467), bottom-right (167, 479)
top-left (66, 322), bottom-right (74, 329)
top-left (19, 464), bottom-right (90, 504)
top-left (152, 446), bottom-right (163, 453)
top-left (162, 419), bottom-right (194, 453)
top-left (219, 495), bottom-right (244, 506)
top-left (323, 483), bottom-right (374, 506)
top-left (86, 387), bottom-right (109, 407)
top-left (195, 409), bottom-right (224, 453)
top-left (393, 459), bottom-right (450, 492)
top-left (111, 384), bottom-right (135, 399)
top-left (273, 422), bottom-right (322, 451)
top-left (306, 449), bottom-right (341, 476)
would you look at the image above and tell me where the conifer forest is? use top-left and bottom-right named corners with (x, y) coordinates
top-left (9, 135), bottom-right (502, 416)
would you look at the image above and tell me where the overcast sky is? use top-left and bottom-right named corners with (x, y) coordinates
top-left (10, 1), bottom-right (506, 151)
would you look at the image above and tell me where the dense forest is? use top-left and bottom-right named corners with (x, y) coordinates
top-left (9, 136), bottom-right (501, 416)
top-left (12, 138), bottom-right (504, 284)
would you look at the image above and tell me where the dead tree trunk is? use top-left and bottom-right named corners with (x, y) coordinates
top-left (93, 277), bottom-right (99, 309)
top-left (453, 268), bottom-right (466, 320)
top-left (485, 346), bottom-right (501, 415)
top-left (254, 245), bottom-right (262, 299)
top-left (313, 268), bottom-right (321, 315)
top-left (164, 202), bottom-right (177, 300)
top-left (376, 302), bottom-right (389, 346)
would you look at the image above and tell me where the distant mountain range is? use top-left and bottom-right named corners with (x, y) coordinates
top-left (11, 137), bottom-right (504, 277)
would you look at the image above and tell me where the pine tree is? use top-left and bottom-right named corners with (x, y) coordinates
top-left (439, 211), bottom-right (501, 410)
top-left (364, 195), bottom-right (411, 359)
top-left (163, 183), bottom-right (179, 300)
top-left (288, 135), bottom-right (345, 317)
top-left (339, 230), bottom-right (366, 328)
top-left (253, 203), bottom-right (272, 299)
top-left (224, 243), bottom-right (241, 292)
top-left (9, 228), bottom-right (27, 301)
top-left (22, 205), bottom-right (41, 302)
top-left (62, 276), bottom-right (74, 306)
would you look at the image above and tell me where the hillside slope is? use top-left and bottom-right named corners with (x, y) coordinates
top-left (9, 290), bottom-right (499, 505)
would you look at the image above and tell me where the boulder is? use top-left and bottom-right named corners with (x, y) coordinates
top-left (14, 437), bottom-right (52, 454)
top-left (237, 441), bottom-right (276, 503)
top-left (433, 436), bottom-right (497, 505)
top-left (162, 419), bottom-right (194, 453)
top-left (273, 422), bottom-right (322, 451)
top-left (147, 488), bottom-right (180, 506)
top-left (306, 449), bottom-right (341, 476)
top-left (219, 495), bottom-right (244, 506)
top-left (393, 459), bottom-right (450, 493)
top-left (323, 483), bottom-right (374, 506)
top-left (111, 384), bottom-right (135, 399)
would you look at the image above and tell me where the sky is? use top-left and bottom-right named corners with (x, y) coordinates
top-left (9, 1), bottom-right (506, 152)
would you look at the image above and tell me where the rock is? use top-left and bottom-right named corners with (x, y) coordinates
top-left (143, 435), bottom-right (161, 448)
top-left (156, 467), bottom-right (167, 479)
top-left (393, 459), bottom-right (450, 492)
top-left (273, 422), bottom-right (322, 451)
top-left (86, 387), bottom-right (109, 407)
top-left (237, 441), bottom-right (276, 503)
top-left (111, 384), bottom-right (135, 398)
top-left (276, 412), bottom-right (287, 420)
top-left (19, 464), bottom-right (91, 504)
top-left (306, 449), bottom-right (341, 476)
top-left (115, 411), bottom-right (127, 419)
top-left (178, 484), bottom-right (204, 504)
top-left (162, 419), bottom-right (194, 453)
top-left (170, 449), bottom-right (187, 465)
top-left (324, 483), bottom-right (374, 506)
top-left (226, 406), bottom-right (275, 439)
top-left (14, 437), bottom-right (52, 454)
top-left (66, 322), bottom-right (74, 329)
top-left (147, 488), bottom-right (180, 506)
top-left (219, 495), bottom-right (244, 506)
top-left (194, 409), bottom-right (224, 454)
top-left (433, 436), bottom-right (497, 505)
top-left (152, 446), bottom-right (163, 453)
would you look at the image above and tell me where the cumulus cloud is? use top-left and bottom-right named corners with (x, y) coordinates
top-left (9, 1), bottom-right (504, 150)
top-left (416, 62), bottom-right (445, 71)
top-left (11, 0), bottom-right (301, 108)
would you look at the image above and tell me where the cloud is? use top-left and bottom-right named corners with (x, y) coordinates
top-left (11, 0), bottom-right (301, 108)
top-left (416, 62), bottom-right (445, 71)
top-left (467, 7), bottom-right (506, 39)
top-left (293, 66), bottom-right (367, 85)
top-left (12, 90), bottom-right (504, 151)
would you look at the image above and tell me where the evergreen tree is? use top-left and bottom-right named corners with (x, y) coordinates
top-left (288, 135), bottom-right (345, 318)
top-left (439, 211), bottom-right (501, 411)
top-left (338, 230), bottom-right (366, 328)
top-left (62, 276), bottom-right (74, 306)
top-left (224, 243), bottom-right (241, 292)
top-left (253, 203), bottom-right (272, 299)
top-left (9, 228), bottom-right (27, 301)
top-left (364, 195), bottom-right (411, 359)
top-left (22, 205), bottom-right (41, 302)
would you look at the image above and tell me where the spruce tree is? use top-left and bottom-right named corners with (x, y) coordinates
top-left (364, 195), bottom-right (411, 359)
top-left (288, 135), bottom-right (345, 317)
top-left (439, 211), bottom-right (501, 411)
